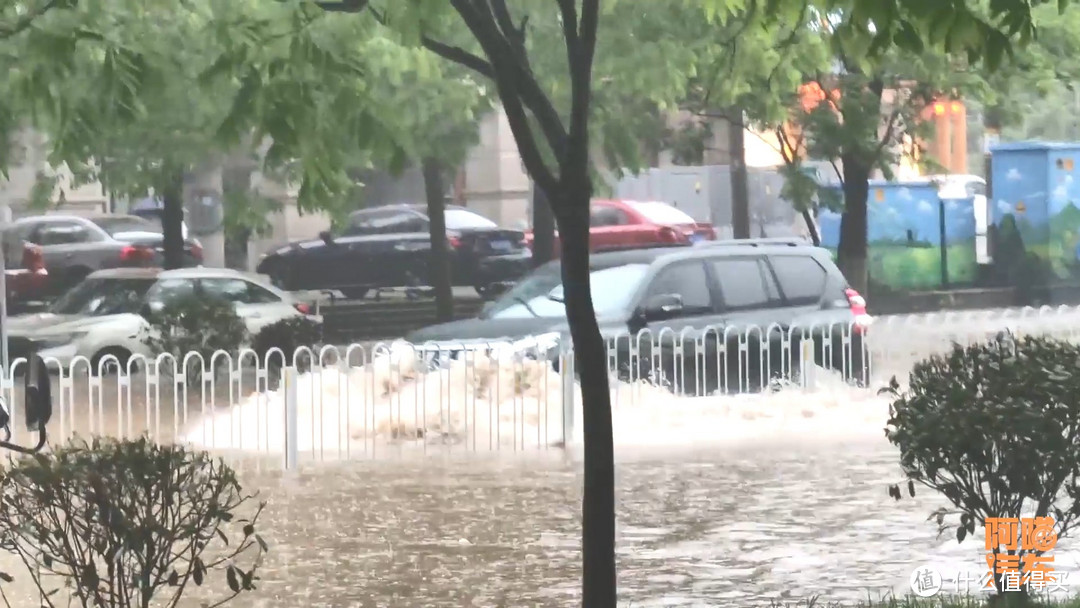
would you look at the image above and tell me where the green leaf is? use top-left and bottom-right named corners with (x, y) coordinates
top-left (226, 565), bottom-right (240, 593)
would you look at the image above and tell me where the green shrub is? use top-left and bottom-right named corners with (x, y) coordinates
top-left (142, 294), bottom-right (249, 382)
top-left (0, 437), bottom-right (267, 607)
top-left (883, 333), bottom-right (1080, 595)
top-left (251, 316), bottom-right (322, 371)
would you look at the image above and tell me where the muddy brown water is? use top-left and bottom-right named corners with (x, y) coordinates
top-left (0, 341), bottom-right (1078, 606)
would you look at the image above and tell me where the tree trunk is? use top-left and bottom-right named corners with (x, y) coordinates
top-left (550, 182), bottom-right (616, 608)
top-left (160, 166), bottom-right (186, 271)
top-left (837, 155), bottom-right (871, 294)
top-left (802, 209), bottom-right (821, 246)
top-left (531, 186), bottom-right (556, 267)
top-left (728, 108), bottom-right (751, 239)
top-left (422, 157), bottom-right (454, 323)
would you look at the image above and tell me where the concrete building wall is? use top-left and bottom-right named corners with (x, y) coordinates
top-left (0, 130), bottom-right (108, 216)
top-left (350, 109), bottom-right (532, 230)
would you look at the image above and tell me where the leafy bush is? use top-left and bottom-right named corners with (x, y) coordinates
top-left (883, 333), bottom-right (1080, 593)
top-left (251, 316), bottom-right (323, 372)
top-left (0, 437), bottom-right (267, 607)
top-left (142, 295), bottom-right (249, 382)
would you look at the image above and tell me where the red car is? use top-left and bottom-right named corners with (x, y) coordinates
top-left (6, 242), bottom-right (48, 310)
top-left (525, 199), bottom-right (716, 257)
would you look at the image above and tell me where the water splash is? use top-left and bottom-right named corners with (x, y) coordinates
top-left (182, 341), bottom-right (891, 456)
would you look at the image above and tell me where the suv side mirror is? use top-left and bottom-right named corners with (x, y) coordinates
top-left (640, 293), bottom-right (684, 321)
top-left (319, 230), bottom-right (335, 245)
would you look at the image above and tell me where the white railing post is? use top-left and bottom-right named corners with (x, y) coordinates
top-left (560, 338), bottom-right (575, 446)
top-left (284, 365), bottom-right (299, 470)
top-left (800, 334), bottom-right (816, 390)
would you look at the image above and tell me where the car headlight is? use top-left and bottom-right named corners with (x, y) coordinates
top-left (34, 332), bottom-right (87, 350)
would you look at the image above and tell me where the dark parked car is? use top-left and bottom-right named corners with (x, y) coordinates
top-left (6, 214), bottom-right (204, 299)
top-left (405, 240), bottom-right (872, 395)
top-left (256, 204), bottom-right (532, 299)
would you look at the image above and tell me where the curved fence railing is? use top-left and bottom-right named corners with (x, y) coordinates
top-left (1, 305), bottom-right (1077, 466)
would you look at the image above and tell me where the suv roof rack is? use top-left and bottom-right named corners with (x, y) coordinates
top-left (696, 237), bottom-right (811, 248)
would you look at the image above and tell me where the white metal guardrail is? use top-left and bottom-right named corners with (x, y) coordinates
top-left (1, 305), bottom-right (1078, 468)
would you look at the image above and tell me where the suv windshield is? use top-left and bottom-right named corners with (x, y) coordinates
top-left (91, 216), bottom-right (159, 236)
top-left (627, 201), bottom-right (696, 226)
top-left (485, 263), bottom-right (651, 319)
top-left (50, 277), bottom-right (155, 316)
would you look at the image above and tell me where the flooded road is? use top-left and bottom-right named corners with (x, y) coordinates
top-left (200, 441), bottom-right (1080, 608)
top-left (5, 309), bottom-right (1080, 606)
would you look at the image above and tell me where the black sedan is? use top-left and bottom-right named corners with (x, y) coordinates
top-left (256, 204), bottom-right (532, 299)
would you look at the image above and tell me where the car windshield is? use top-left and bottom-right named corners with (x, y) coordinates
top-left (627, 201), bottom-right (696, 225)
top-left (91, 216), bottom-right (159, 236)
top-left (485, 264), bottom-right (651, 319)
top-left (49, 277), bottom-right (155, 316)
top-left (445, 209), bottom-right (497, 230)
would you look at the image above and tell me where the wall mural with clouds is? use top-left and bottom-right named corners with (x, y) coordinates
top-left (990, 142), bottom-right (1080, 280)
top-left (818, 181), bottom-right (977, 291)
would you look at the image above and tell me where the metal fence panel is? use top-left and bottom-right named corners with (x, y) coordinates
top-left (4, 306), bottom-right (1078, 468)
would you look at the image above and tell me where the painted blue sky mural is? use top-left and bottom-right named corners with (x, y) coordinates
top-left (818, 182), bottom-right (976, 248)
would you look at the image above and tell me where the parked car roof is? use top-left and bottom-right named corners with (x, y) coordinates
top-left (12, 214), bottom-right (90, 224)
top-left (86, 267), bottom-right (163, 280)
top-left (83, 213), bottom-right (154, 223)
top-left (530, 239), bottom-right (819, 275)
top-left (87, 266), bottom-right (267, 282)
top-left (348, 203), bottom-right (472, 217)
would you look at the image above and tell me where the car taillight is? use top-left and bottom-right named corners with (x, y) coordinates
top-left (120, 245), bottom-right (155, 263)
top-left (845, 287), bottom-right (872, 333)
top-left (447, 235), bottom-right (462, 249)
top-left (294, 302), bottom-right (311, 315)
top-left (23, 244), bottom-right (44, 272)
top-left (190, 243), bottom-right (203, 260)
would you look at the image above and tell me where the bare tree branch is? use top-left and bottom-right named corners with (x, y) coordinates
top-left (421, 36), bottom-right (495, 78)
top-left (875, 108), bottom-right (903, 155)
top-left (449, 0), bottom-right (560, 195)
top-left (565, 0), bottom-right (599, 180)
top-left (313, 0), bottom-right (370, 12)
top-left (489, 0), bottom-right (528, 62)
top-left (355, 0), bottom-right (568, 161)
top-left (555, 0), bottom-right (579, 69)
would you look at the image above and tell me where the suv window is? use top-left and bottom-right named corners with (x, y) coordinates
top-left (201, 278), bottom-right (282, 305)
top-left (644, 261), bottom-right (713, 315)
top-left (590, 206), bottom-right (630, 227)
top-left (768, 255), bottom-right (827, 306)
top-left (245, 282), bottom-right (283, 304)
top-left (35, 221), bottom-right (95, 245)
top-left (145, 278), bottom-right (197, 306)
top-left (710, 257), bottom-right (782, 310)
top-left (345, 209), bottom-right (426, 235)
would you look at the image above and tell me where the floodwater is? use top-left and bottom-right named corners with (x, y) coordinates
top-left (4, 311), bottom-right (1080, 607)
